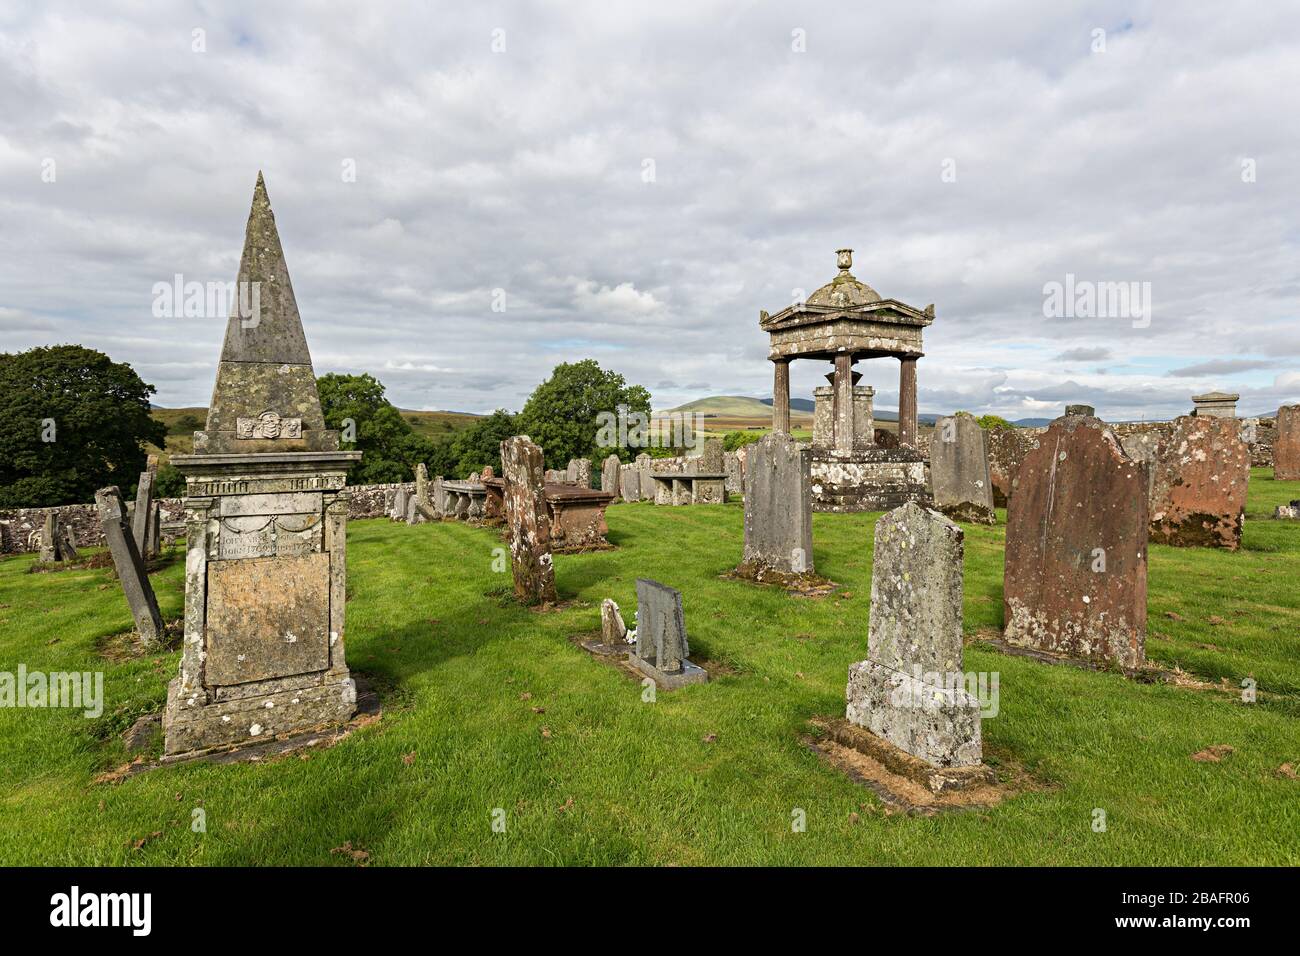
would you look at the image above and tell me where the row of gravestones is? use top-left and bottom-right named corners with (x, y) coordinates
top-left (36, 462), bottom-right (163, 565)
top-left (927, 406), bottom-right (1261, 550)
top-left (732, 404), bottom-right (1272, 775)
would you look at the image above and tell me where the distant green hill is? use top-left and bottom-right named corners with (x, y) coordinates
top-left (657, 395), bottom-right (776, 417)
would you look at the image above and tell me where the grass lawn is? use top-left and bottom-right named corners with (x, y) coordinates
top-left (1, 469), bottom-right (1297, 865)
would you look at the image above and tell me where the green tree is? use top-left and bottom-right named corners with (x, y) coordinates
top-left (516, 359), bottom-right (652, 468)
top-left (443, 409), bottom-right (519, 477)
top-left (723, 430), bottom-right (763, 452)
top-left (0, 345), bottom-right (166, 507)
top-left (317, 372), bottom-right (438, 484)
top-left (974, 414), bottom-right (1016, 430)
top-left (170, 412), bottom-right (205, 435)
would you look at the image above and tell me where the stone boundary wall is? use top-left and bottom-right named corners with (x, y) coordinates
top-left (613, 450), bottom-right (749, 497)
top-left (0, 481), bottom-right (415, 555)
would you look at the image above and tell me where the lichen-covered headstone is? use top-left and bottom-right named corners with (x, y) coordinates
top-left (1147, 416), bottom-right (1250, 549)
top-left (740, 432), bottom-right (812, 574)
top-left (600, 598), bottom-right (627, 643)
top-left (131, 470), bottom-right (156, 558)
top-left (1275, 404), bottom-right (1300, 480)
top-left (393, 487), bottom-right (409, 522)
top-left (930, 412), bottom-right (995, 524)
top-left (163, 173), bottom-right (360, 760)
top-left (1003, 410), bottom-right (1148, 669)
top-left (698, 436), bottom-right (723, 474)
top-left (628, 578), bottom-right (706, 689)
top-left (500, 435), bottom-right (556, 605)
top-left (37, 511), bottom-right (62, 563)
top-left (845, 502), bottom-right (981, 767)
top-left (94, 486), bottom-right (164, 646)
top-left (601, 454), bottom-right (621, 494)
top-left (636, 453), bottom-right (654, 501)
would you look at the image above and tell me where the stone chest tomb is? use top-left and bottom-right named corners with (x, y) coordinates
top-left (163, 173), bottom-right (361, 760)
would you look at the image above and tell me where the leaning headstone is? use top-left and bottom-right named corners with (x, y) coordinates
top-left (845, 502), bottom-right (982, 768)
top-left (1003, 409), bottom-right (1147, 669)
top-left (94, 486), bottom-right (164, 646)
top-left (1147, 416), bottom-right (1250, 549)
top-left (59, 519), bottom-right (80, 561)
top-left (500, 435), bottom-right (557, 605)
top-left (740, 432), bottom-right (812, 576)
top-left (600, 598), bottom-right (627, 643)
top-left (619, 465), bottom-right (639, 503)
top-left (132, 469), bottom-right (156, 557)
top-left (627, 578), bottom-right (707, 689)
top-left (1276, 404), bottom-right (1300, 480)
top-left (162, 173), bottom-right (360, 760)
top-left (930, 412), bottom-right (995, 524)
top-left (601, 454), bottom-right (621, 494)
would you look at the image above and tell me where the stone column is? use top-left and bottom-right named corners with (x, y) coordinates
top-left (833, 353), bottom-right (855, 454)
top-left (772, 359), bottom-right (791, 435)
top-left (899, 356), bottom-right (919, 448)
top-left (501, 435), bottom-right (557, 605)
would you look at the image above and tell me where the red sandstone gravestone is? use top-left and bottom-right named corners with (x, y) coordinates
top-left (1003, 410), bottom-right (1148, 669)
top-left (1276, 405), bottom-right (1300, 480)
top-left (1147, 416), bottom-right (1250, 550)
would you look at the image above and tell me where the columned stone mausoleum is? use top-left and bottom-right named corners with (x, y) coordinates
top-left (760, 249), bottom-right (933, 511)
top-left (164, 173), bottom-right (361, 759)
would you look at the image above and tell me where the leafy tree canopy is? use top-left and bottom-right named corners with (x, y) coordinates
top-left (516, 359), bottom-right (652, 468)
top-left (723, 430), bottom-right (764, 452)
top-left (0, 345), bottom-right (166, 507)
top-left (317, 372), bottom-right (438, 485)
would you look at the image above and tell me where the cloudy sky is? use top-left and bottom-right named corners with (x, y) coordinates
top-left (1, 1), bottom-right (1297, 421)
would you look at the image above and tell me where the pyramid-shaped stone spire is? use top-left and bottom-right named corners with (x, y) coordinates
top-left (195, 172), bottom-right (336, 454)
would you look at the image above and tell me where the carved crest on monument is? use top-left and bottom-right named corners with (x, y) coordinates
top-left (236, 409), bottom-right (303, 440)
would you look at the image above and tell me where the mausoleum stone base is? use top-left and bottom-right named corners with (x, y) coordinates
top-left (845, 659), bottom-right (982, 769)
top-left (162, 673), bottom-right (356, 761)
top-left (811, 449), bottom-right (931, 513)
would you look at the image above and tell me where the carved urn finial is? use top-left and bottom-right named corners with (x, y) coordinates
top-left (836, 248), bottom-right (853, 274)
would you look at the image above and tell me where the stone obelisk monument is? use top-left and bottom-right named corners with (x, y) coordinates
top-left (163, 173), bottom-right (361, 760)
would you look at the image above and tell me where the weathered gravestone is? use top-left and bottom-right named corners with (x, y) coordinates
top-left (600, 598), bottom-right (627, 643)
top-left (845, 502), bottom-right (982, 768)
top-left (601, 454), bottom-right (621, 495)
top-left (163, 173), bottom-right (361, 760)
top-left (740, 432), bottom-right (813, 575)
top-left (619, 465), bottom-right (639, 503)
top-left (1276, 404), bottom-right (1300, 480)
top-left (566, 458), bottom-right (592, 488)
top-left (500, 435), bottom-right (556, 605)
top-left (929, 412), bottom-right (995, 524)
top-left (636, 453), bottom-right (654, 501)
top-left (94, 486), bottom-right (164, 646)
top-left (38, 511), bottom-right (69, 563)
top-left (132, 469), bottom-right (157, 558)
top-left (1003, 409), bottom-right (1148, 669)
top-left (628, 578), bottom-right (707, 689)
top-left (1145, 416), bottom-right (1250, 549)
top-left (698, 436), bottom-right (723, 474)
top-left (392, 486), bottom-right (409, 522)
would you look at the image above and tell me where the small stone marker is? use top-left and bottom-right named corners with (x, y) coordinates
top-left (500, 435), bottom-right (557, 605)
top-left (600, 598), bottom-right (628, 643)
top-left (930, 412), bottom-right (995, 524)
top-left (38, 511), bottom-right (61, 563)
top-left (1147, 416), bottom-right (1250, 549)
top-left (845, 502), bottom-right (982, 768)
top-left (94, 486), bottom-right (165, 646)
top-left (1003, 409), bottom-right (1148, 668)
top-left (740, 432), bottom-right (813, 574)
top-left (601, 454), bottom-right (621, 494)
top-left (1276, 404), bottom-right (1300, 480)
top-left (393, 486), bottom-right (409, 522)
top-left (627, 578), bottom-right (707, 689)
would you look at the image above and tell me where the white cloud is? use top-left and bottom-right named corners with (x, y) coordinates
top-left (0, 1), bottom-right (1296, 420)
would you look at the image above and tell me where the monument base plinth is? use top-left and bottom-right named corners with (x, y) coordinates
top-left (810, 448), bottom-right (931, 513)
top-left (162, 673), bottom-right (356, 762)
top-left (626, 653), bottom-right (708, 690)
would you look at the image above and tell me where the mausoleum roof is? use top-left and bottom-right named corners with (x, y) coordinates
top-left (806, 249), bottom-right (882, 308)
